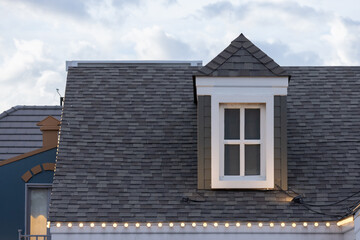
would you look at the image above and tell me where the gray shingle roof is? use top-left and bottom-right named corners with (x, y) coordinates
top-left (196, 34), bottom-right (288, 77)
top-left (0, 106), bottom-right (62, 161)
top-left (49, 63), bottom-right (360, 223)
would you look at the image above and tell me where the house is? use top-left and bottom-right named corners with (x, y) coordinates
top-left (0, 106), bottom-right (61, 240)
top-left (49, 34), bottom-right (360, 240)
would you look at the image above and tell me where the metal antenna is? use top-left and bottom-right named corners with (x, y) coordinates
top-left (56, 89), bottom-right (64, 106)
top-left (56, 88), bottom-right (62, 97)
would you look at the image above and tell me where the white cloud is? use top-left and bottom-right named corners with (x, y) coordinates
top-left (124, 26), bottom-right (194, 60)
top-left (1, 0), bottom-right (360, 113)
top-left (0, 39), bottom-right (46, 82)
top-left (323, 18), bottom-right (360, 65)
top-left (35, 70), bottom-right (63, 98)
top-left (0, 39), bottom-right (64, 112)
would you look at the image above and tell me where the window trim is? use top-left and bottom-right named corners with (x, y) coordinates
top-left (211, 94), bottom-right (274, 189)
top-left (220, 103), bottom-right (265, 178)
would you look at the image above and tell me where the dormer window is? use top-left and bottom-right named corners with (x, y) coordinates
top-left (195, 34), bottom-right (289, 190)
top-left (210, 94), bottom-right (274, 189)
top-left (221, 104), bottom-right (264, 178)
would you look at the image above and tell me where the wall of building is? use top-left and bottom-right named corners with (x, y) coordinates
top-left (51, 224), bottom-right (353, 240)
top-left (0, 148), bottom-right (56, 240)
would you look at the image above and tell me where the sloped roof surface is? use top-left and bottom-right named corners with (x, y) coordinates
top-left (196, 34), bottom-right (288, 77)
top-left (0, 106), bottom-right (62, 161)
top-left (49, 63), bottom-right (360, 223)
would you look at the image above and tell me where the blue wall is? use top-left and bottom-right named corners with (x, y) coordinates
top-left (0, 148), bottom-right (56, 240)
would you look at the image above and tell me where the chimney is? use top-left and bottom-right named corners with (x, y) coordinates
top-left (36, 116), bottom-right (61, 148)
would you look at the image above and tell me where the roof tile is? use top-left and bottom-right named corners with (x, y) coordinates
top-left (0, 106), bottom-right (62, 161)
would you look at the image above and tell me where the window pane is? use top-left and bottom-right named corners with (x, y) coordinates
top-left (245, 109), bottom-right (260, 139)
top-left (30, 189), bottom-right (49, 236)
top-left (224, 109), bottom-right (240, 139)
top-left (245, 145), bottom-right (260, 175)
top-left (225, 144), bottom-right (240, 175)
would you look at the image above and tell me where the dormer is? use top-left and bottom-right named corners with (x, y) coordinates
top-left (195, 34), bottom-right (290, 189)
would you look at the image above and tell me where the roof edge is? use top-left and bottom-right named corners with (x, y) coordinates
top-left (0, 145), bottom-right (57, 167)
top-left (0, 105), bottom-right (62, 120)
top-left (66, 60), bottom-right (203, 71)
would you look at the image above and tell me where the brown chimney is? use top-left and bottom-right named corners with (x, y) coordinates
top-left (36, 116), bottom-right (61, 148)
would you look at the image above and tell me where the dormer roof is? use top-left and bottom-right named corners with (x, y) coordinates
top-left (196, 33), bottom-right (288, 77)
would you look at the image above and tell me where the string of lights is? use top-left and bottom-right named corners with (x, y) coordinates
top-left (53, 221), bottom-right (338, 229)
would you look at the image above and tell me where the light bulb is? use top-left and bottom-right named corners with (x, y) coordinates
top-left (56, 223), bottom-right (61, 228)
top-left (124, 223), bottom-right (128, 228)
top-left (158, 223), bottom-right (163, 228)
top-left (203, 222), bottom-right (207, 227)
top-left (79, 223), bottom-right (84, 228)
top-left (90, 223), bottom-right (95, 228)
top-left (247, 223), bottom-right (252, 228)
top-left (270, 223), bottom-right (274, 227)
top-left (101, 223), bottom-right (106, 228)
top-left (292, 223), bottom-right (296, 228)
top-left (281, 222), bottom-right (285, 227)
top-left (258, 223), bottom-right (263, 227)
top-left (68, 223), bottom-right (72, 228)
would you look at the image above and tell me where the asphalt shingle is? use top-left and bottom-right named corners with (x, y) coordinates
top-left (49, 62), bottom-right (360, 222)
top-left (196, 34), bottom-right (289, 77)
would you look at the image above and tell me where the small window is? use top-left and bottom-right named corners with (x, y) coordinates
top-left (222, 104), bottom-right (263, 178)
top-left (210, 94), bottom-right (274, 189)
top-left (26, 185), bottom-right (51, 236)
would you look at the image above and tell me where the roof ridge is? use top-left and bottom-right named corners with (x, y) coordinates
top-left (196, 33), bottom-right (288, 77)
top-left (0, 105), bottom-right (62, 120)
top-left (0, 106), bottom-right (19, 120)
top-left (233, 34), bottom-right (287, 76)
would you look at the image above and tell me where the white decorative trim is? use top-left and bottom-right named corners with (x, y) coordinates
top-left (197, 87), bottom-right (287, 96)
top-left (196, 77), bottom-right (288, 96)
top-left (196, 77), bottom-right (289, 87)
top-left (50, 222), bottom-right (345, 233)
top-left (50, 221), bottom-right (354, 240)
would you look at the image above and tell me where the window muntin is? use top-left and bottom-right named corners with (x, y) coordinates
top-left (220, 103), bottom-right (265, 179)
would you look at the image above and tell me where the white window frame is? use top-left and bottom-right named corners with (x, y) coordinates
top-left (220, 103), bottom-right (265, 179)
top-left (211, 94), bottom-right (274, 189)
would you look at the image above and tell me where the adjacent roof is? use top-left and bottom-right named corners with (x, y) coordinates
top-left (196, 33), bottom-right (289, 77)
top-left (0, 106), bottom-right (62, 161)
top-left (49, 62), bottom-right (360, 222)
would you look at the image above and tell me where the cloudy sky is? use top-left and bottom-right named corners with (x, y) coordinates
top-left (0, 0), bottom-right (360, 113)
